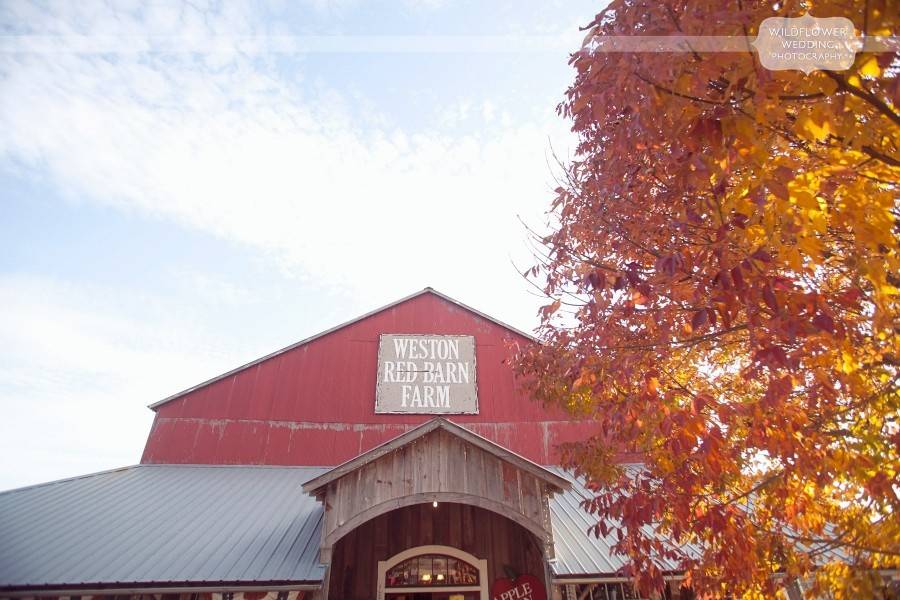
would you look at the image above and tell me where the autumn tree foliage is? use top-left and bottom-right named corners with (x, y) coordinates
top-left (516, 0), bottom-right (899, 597)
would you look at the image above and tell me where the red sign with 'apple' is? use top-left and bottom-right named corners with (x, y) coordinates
top-left (491, 574), bottom-right (547, 600)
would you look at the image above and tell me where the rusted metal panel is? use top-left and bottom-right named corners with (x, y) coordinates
top-left (141, 291), bottom-right (596, 467)
top-left (140, 419), bottom-right (603, 466)
top-left (192, 420), bottom-right (226, 463)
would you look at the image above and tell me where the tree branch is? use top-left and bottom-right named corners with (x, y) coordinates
top-left (825, 71), bottom-right (900, 127)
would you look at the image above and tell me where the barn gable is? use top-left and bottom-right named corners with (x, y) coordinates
top-left (301, 418), bottom-right (570, 564)
top-left (140, 288), bottom-right (597, 466)
top-left (148, 288), bottom-right (536, 412)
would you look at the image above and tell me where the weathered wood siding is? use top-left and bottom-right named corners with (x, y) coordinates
top-left (318, 428), bottom-right (555, 563)
top-left (328, 502), bottom-right (545, 600)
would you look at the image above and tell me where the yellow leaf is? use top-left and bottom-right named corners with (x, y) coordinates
top-left (796, 114), bottom-right (831, 142)
top-left (810, 213), bottom-right (827, 233)
top-left (787, 247), bottom-right (803, 270)
top-left (792, 189), bottom-right (819, 209)
top-left (840, 350), bottom-right (857, 374)
top-left (859, 56), bottom-right (881, 78)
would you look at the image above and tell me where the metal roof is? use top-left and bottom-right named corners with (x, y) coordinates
top-left (547, 467), bottom-right (697, 577)
top-left (0, 464), bottom-right (329, 592)
top-left (0, 463), bottom-right (690, 592)
top-left (547, 467), bottom-right (850, 578)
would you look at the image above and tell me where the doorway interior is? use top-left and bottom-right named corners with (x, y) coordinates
top-left (377, 545), bottom-right (489, 600)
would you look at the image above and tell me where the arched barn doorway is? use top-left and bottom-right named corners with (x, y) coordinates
top-left (301, 419), bottom-right (570, 600)
top-left (328, 502), bottom-right (545, 600)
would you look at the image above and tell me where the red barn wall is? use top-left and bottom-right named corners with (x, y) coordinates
top-left (141, 291), bottom-right (596, 466)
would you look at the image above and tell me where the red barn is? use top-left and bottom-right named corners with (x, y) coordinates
top-left (140, 288), bottom-right (596, 467)
top-left (0, 288), bottom-right (694, 600)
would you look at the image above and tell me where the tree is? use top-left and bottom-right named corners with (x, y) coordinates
top-left (515, 1), bottom-right (899, 597)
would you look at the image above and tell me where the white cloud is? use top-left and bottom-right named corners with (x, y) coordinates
top-left (0, 1), bottom-right (579, 487)
top-left (0, 273), bottom-right (259, 490)
top-left (0, 3), bottom-right (574, 320)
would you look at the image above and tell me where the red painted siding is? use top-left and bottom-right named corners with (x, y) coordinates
top-left (141, 291), bottom-right (598, 466)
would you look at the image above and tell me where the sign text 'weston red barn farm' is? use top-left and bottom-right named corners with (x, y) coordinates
top-left (375, 334), bottom-right (478, 413)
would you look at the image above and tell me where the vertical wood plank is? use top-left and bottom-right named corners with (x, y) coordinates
top-left (502, 462), bottom-right (520, 509)
top-left (361, 462), bottom-right (377, 509)
top-left (448, 434), bottom-right (466, 495)
top-left (438, 429), bottom-right (449, 492)
top-left (484, 454), bottom-right (502, 506)
top-left (401, 445), bottom-right (414, 496)
top-left (464, 445), bottom-right (486, 500)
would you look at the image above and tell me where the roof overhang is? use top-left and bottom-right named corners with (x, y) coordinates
top-left (0, 582), bottom-right (322, 597)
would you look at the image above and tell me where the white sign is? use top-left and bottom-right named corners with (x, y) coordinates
top-left (375, 334), bottom-right (478, 414)
top-left (752, 13), bottom-right (859, 74)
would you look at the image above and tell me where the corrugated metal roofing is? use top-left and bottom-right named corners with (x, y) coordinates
top-left (148, 288), bottom-right (538, 411)
top-left (0, 463), bottom-right (691, 591)
top-left (548, 467), bottom-right (698, 577)
top-left (141, 292), bottom-right (593, 468)
top-left (0, 465), bottom-right (328, 591)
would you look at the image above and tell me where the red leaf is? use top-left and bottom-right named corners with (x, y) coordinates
top-left (731, 266), bottom-right (745, 289)
top-left (692, 395), bottom-right (706, 414)
top-left (750, 186), bottom-right (766, 206)
top-left (691, 310), bottom-right (709, 331)
top-left (587, 271), bottom-right (606, 290)
top-left (713, 178), bottom-right (727, 197)
top-left (768, 180), bottom-right (789, 201)
top-left (718, 269), bottom-right (733, 290)
top-left (774, 166), bottom-right (794, 182)
top-left (812, 313), bottom-right (835, 333)
top-left (540, 299), bottom-right (562, 318)
top-left (762, 285), bottom-right (778, 310)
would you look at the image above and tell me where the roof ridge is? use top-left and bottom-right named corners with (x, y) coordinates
top-left (138, 463), bottom-right (331, 470)
top-left (0, 464), bottom-right (337, 496)
top-left (0, 464), bottom-right (139, 496)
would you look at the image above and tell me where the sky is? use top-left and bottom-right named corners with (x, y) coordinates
top-left (0, 0), bottom-right (601, 491)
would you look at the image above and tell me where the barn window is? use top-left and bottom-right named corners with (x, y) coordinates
top-left (377, 545), bottom-right (489, 600)
top-left (385, 553), bottom-right (480, 587)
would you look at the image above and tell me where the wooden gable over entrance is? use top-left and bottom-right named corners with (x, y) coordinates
top-left (302, 418), bottom-right (570, 564)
